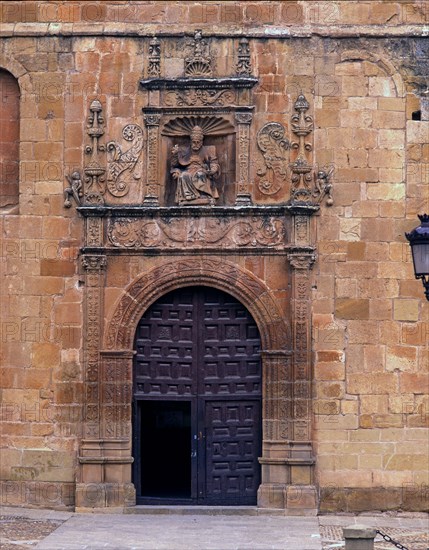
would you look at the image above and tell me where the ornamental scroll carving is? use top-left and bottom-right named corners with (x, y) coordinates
top-left (106, 124), bottom-right (143, 197)
top-left (64, 100), bottom-right (146, 207)
top-left (256, 122), bottom-right (290, 196)
top-left (107, 216), bottom-right (286, 249)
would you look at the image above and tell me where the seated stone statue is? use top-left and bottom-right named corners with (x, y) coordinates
top-left (170, 126), bottom-right (220, 205)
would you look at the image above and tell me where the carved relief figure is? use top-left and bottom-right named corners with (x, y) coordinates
top-left (170, 126), bottom-right (220, 205)
top-left (64, 171), bottom-right (83, 208)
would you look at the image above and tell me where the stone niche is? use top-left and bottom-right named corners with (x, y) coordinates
top-left (140, 78), bottom-right (257, 207)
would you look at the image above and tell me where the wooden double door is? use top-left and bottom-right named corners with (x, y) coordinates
top-left (133, 286), bottom-right (262, 505)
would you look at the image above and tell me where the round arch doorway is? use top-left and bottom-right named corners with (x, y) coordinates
top-left (132, 285), bottom-right (262, 505)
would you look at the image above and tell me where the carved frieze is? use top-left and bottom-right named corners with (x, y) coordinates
top-left (164, 89), bottom-right (236, 107)
top-left (256, 122), bottom-right (290, 196)
top-left (107, 216), bottom-right (286, 249)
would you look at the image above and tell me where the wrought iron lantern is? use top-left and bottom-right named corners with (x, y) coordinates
top-left (405, 214), bottom-right (429, 301)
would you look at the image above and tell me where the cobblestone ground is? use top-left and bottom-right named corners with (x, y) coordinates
top-left (0, 515), bottom-right (65, 549)
top-left (319, 514), bottom-right (429, 550)
top-left (320, 525), bottom-right (429, 549)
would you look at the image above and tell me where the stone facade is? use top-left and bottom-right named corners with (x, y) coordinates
top-left (0, 1), bottom-right (427, 513)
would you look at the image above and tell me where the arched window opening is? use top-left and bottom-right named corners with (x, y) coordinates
top-left (0, 69), bottom-right (20, 211)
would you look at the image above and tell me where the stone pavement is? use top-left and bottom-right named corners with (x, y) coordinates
top-left (0, 506), bottom-right (427, 550)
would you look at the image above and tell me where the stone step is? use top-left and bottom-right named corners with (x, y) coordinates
top-left (125, 506), bottom-right (285, 516)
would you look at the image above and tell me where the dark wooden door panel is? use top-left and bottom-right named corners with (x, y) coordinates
top-left (205, 400), bottom-right (261, 504)
top-left (133, 286), bottom-right (262, 505)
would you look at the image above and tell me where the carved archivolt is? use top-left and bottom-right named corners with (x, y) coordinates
top-left (107, 216), bottom-right (286, 249)
top-left (104, 259), bottom-right (290, 352)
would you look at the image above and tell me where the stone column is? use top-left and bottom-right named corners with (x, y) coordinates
top-left (235, 112), bottom-right (253, 205)
top-left (285, 209), bottom-right (318, 515)
top-left (142, 113), bottom-right (161, 206)
top-left (76, 347), bottom-right (136, 510)
top-left (258, 351), bottom-right (293, 509)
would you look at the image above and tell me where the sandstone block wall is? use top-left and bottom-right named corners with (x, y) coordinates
top-left (0, 1), bottom-right (427, 511)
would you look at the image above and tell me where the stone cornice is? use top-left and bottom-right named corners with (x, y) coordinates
top-left (1, 23), bottom-right (427, 39)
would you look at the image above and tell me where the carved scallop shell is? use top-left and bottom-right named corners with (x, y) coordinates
top-left (162, 116), bottom-right (235, 136)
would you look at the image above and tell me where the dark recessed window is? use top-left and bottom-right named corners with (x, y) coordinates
top-left (0, 69), bottom-right (20, 210)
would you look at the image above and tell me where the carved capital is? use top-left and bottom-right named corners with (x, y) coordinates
top-left (82, 255), bottom-right (107, 272)
top-left (235, 112), bottom-right (253, 125)
top-left (143, 113), bottom-right (161, 127)
top-left (287, 247), bottom-right (316, 270)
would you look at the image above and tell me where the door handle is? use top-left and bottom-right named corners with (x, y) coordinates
top-left (191, 451), bottom-right (197, 458)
